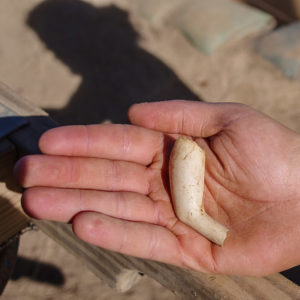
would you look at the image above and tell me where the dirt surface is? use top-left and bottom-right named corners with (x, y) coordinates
top-left (1, 0), bottom-right (300, 299)
top-left (1, 0), bottom-right (180, 299)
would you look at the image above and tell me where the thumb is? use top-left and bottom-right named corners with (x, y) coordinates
top-left (128, 100), bottom-right (245, 137)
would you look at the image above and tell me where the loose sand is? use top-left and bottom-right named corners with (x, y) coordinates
top-left (1, 0), bottom-right (300, 298)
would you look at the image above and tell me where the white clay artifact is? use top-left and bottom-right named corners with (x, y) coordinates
top-left (169, 137), bottom-right (229, 246)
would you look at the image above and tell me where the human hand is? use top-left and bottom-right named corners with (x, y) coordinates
top-left (15, 100), bottom-right (300, 276)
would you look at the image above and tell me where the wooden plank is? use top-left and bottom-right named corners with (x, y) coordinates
top-left (34, 220), bottom-right (143, 293)
top-left (0, 139), bottom-right (29, 245)
top-left (30, 221), bottom-right (300, 300)
top-left (1, 82), bottom-right (299, 298)
top-left (0, 82), bottom-right (47, 117)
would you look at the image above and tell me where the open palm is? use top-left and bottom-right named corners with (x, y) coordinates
top-left (15, 101), bottom-right (300, 275)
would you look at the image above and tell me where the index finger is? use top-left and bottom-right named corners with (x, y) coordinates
top-left (128, 100), bottom-right (247, 137)
top-left (39, 124), bottom-right (163, 165)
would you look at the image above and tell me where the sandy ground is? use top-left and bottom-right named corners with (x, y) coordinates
top-left (1, 0), bottom-right (300, 299)
top-left (0, 0), bottom-right (191, 299)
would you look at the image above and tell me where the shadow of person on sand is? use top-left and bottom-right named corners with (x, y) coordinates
top-left (11, 256), bottom-right (65, 286)
top-left (26, 0), bottom-right (200, 125)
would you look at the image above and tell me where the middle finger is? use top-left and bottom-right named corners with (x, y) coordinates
top-left (16, 155), bottom-right (150, 194)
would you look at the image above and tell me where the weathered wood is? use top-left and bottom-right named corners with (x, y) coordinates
top-left (0, 139), bottom-right (29, 244)
top-left (0, 82), bottom-right (47, 117)
top-left (34, 220), bottom-right (142, 292)
top-left (1, 81), bottom-right (300, 298)
top-left (29, 221), bottom-right (300, 300)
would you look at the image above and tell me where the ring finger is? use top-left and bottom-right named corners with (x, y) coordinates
top-left (21, 187), bottom-right (174, 225)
